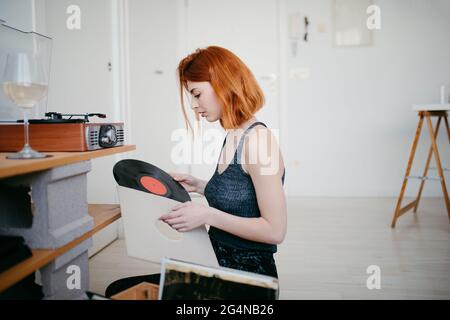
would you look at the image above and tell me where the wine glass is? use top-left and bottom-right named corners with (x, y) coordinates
top-left (2, 52), bottom-right (49, 159)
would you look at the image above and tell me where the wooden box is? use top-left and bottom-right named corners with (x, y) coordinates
top-left (111, 282), bottom-right (159, 300)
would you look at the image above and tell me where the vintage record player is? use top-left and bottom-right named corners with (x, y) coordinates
top-left (0, 112), bottom-right (125, 152)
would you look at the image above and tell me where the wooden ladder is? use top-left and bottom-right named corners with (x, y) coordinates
top-left (391, 110), bottom-right (450, 228)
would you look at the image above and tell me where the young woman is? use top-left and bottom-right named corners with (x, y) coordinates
top-left (160, 46), bottom-right (287, 278)
top-left (105, 46), bottom-right (286, 297)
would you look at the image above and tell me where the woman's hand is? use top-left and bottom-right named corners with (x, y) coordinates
top-left (159, 201), bottom-right (212, 232)
top-left (169, 172), bottom-right (207, 195)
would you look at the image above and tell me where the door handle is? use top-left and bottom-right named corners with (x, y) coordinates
top-left (259, 73), bottom-right (278, 83)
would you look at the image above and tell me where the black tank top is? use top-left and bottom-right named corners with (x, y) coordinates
top-left (204, 122), bottom-right (285, 253)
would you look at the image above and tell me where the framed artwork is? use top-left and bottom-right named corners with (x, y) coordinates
top-left (159, 257), bottom-right (279, 300)
top-left (333, 0), bottom-right (373, 47)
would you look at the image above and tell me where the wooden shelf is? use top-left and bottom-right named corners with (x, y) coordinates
top-left (0, 204), bottom-right (122, 294)
top-left (0, 145), bottom-right (136, 179)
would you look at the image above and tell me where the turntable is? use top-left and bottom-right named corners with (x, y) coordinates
top-left (0, 112), bottom-right (125, 152)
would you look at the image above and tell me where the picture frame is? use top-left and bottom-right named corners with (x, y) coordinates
top-left (158, 257), bottom-right (279, 300)
top-left (333, 0), bottom-right (373, 47)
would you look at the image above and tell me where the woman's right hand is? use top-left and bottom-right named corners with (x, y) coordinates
top-left (169, 173), bottom-right (201, 194)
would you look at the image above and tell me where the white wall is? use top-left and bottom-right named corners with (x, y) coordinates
top-left (284, 0), bottom-right (450, 197)
top-left (0, 0), bottom-right (34, 31)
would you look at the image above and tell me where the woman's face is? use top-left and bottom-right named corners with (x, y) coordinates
top-left (186, 81), bottom-right (222, 122)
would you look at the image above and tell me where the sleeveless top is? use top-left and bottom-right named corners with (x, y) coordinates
top-left (204, 122), bottom-right (285, 253)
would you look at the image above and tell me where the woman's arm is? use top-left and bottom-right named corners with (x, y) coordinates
top-left (207, 126), bottom-right (287, 244)
top-left (195, 179), bottom-right (208, 195)
top-left (206, 185), bottom-right (286, 245)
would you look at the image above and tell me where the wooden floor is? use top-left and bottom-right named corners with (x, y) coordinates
top-left (89, 197), bottom-right (450, 299)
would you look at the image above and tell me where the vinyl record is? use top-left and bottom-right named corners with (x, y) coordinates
top-left (113, 159), bottom-right (191, 202)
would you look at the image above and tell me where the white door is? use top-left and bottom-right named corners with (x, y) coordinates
top-left (45, 0), bottom-right (118, 254)
top-left (183, 0), bottom-right (281, 181)
top-left (45, 0), bottom-right (114, 118)
top-left (127, 0), bottom-right (180, 171)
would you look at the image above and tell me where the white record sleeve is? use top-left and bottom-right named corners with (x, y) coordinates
top-left (117, 186), bottom-right (219, 268)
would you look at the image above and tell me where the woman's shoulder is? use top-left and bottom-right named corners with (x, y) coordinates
top-left (245, 124), bottom-right (278, 152)
top-left (241, 123), bottom-right (284, 176)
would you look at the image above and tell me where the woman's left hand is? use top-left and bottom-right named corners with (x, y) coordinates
top-left (159, 201), bottom-right (212, 232)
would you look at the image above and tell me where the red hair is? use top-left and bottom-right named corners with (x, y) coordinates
top-left (177, 46), bottom-right (264, 131)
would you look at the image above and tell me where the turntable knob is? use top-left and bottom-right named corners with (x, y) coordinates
top-left (99, 125), bottom-right (117, 147)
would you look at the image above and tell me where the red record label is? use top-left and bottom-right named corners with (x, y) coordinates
top-left (139, 176), bottom-right (167, 196)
